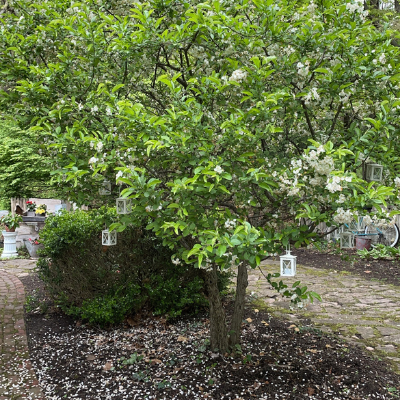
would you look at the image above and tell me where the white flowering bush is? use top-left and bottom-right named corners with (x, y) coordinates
top-left (2, 0), bottom-right (400, 352)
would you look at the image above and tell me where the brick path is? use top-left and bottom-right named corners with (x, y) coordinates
top-left (0, 268), bottom-right (45, 399)
top-left (247, 260), bottom-right (400, 371)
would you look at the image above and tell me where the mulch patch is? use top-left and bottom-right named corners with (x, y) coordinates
top-left (20, 250), bottom-right (400, 399)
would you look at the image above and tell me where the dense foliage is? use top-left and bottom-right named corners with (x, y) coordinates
top-left (2, 0), bottom-right (400, 351)
top-left (37, 209), bottom-right (230, 326)
top-left (0, 118), bottom-right (52, 203)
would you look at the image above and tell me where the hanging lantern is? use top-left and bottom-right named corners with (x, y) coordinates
top-left (280, 249), bottom-right (297, 277)
top-left (340, 232), bottom-right (354, 249)
top-left (366, 164), bottom-right (383, 182)
top-left (116, 197), bottom-right (132, 214)
top-left (99, 180), bottom-right (111, 195)
top-left (102, 229), bottom-right (117, 246)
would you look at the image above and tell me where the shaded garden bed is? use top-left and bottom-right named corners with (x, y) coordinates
top-left (21, 269), bottom-right (400, 400)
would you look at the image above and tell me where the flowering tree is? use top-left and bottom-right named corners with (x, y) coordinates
top-left (2, 0), bottom-right (400, 352)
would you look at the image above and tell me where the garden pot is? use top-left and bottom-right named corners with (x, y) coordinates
top-left (24, 239), bottom-right (43, 259)
top-left (355, 236), bottom-right (372, 251)
top-left (27, 211), bottom-right (35, 217)
top-left (1, 231), bottom-right (18, 259)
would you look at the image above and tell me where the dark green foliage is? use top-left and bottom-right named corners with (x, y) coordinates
top-left (37, 208), bottom-right (231, 326)
top-left (68, 283), bottom-right (144, 326)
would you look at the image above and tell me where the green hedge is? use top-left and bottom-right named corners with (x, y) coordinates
top-left (37, 208), bottom-right (231, 326)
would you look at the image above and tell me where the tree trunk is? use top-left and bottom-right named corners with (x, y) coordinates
top-left (204, 263), bottom-right (249, 354)
top-left (395, 0), bottom-right (400, 11)
top-left (204, 265), bottom-right (229, 353)
top-left (228, 262), bottom-right (248, 348)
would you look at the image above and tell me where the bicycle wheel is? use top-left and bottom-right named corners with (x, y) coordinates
top-left (364, 223), bottom-right (400, 247)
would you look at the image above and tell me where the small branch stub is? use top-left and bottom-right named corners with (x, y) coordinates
top-left (116, 197), bottom-right (132, 214)
top-left (366, 164), bottom-right (383, 182)
top-left (280, 248), bottom-right (297, 277)
top-left (102, 229), bottom-right (117, 246)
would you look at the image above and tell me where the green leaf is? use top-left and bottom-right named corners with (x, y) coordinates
top-left (112, 84), bottom-right (124, 93)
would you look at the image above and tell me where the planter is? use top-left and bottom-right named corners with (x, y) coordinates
top-left (23, 239), bottom-right (43, 259)
top-left (35, 213), bottom-right (46, 217)
top-left (1, 231), bottom-right (18, 259)
top-left (355, 236), bottom-right (372, 250)
top-left (27, 211), bottom-right (35, 217)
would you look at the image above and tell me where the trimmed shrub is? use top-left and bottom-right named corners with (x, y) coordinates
top-left (37, 208), bottom-right (231, 326)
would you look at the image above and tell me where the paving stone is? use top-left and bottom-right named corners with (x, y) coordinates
top-left (243, 263), bottom-right (400, 370)
top-left (377, 327), bottom-right (400, 336)
top-left (381, 334), bottom-right (400, 344)
top-left (377, 344), bottom-right (397, 353)
top-left (356, 326), bottom-right (375, 339)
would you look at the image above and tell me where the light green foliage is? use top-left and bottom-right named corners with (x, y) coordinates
top-left (120, 353), bottom-right (144, 366)
top-left (358, 244), bottom-right (400, 259)
top-left (0, 213), bottom-right (22, 230)
top-left (0, 118), bottom-right (52, 200)
top-left (1, 0), bottom-right (399, 261)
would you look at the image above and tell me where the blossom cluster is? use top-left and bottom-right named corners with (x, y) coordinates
top-left (229, 69), bottom-right (247, 82)
top-left (333, 208), bottom-right (353, 224)
top-left (304, 147), bottom-right (335, 177)
top-left (224, 219), bottom-right (237, 230)
top-left (297, 61), bottom-right (309, 78)
top-left (326, 175), bottom-right (352, 193)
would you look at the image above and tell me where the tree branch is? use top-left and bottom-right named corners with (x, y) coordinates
top-left (301, 101), bottom-right (316, 140)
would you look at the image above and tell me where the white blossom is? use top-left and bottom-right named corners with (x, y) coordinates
top-left (214, 165), bottom-right (224, 174)
top-left (224, 219), bottom-right (236, 230)
top-left (333, 208), bottom-right (353, 224)
top-left (229, 69), bottom-right (247, 82)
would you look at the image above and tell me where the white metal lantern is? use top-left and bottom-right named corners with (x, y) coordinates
top-left (99, 180), bottom-right (111, 195)
top-left (102, 229), bottom-right (117, 246)
top-left (340, 232), bottom-right (354, 249)
top-left (280, 249), bottom-right (297, 277)
top-left (366, 164), bottom-right (383, 182)
top-left (116, 197), bottom-right (132, 214)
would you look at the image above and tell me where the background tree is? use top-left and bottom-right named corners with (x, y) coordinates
top-left (0, 118), bottom-right (54, 208)
top-left (1, 0), bottom-right (400, 352)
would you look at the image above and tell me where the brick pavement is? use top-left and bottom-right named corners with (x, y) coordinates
top-left (0, 267), bottom-right (45, 399)
top-left (247, 260), bottom-right (400, 371)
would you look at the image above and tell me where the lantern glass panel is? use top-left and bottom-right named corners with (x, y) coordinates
top-left (99, 181), bottom-right (111, 195)
top-left (282, 260), bottom-right (292, 275)
top-left (340, 232), bottom-right (354, 249)
top-left (102, 229), bottom-right (117, 246)
top-left (366, 164), bottom-right (383, 182)
top-left (280, 253), bottom-right (297, 277)
top-left (116, 198), bottom-right (132, 214)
